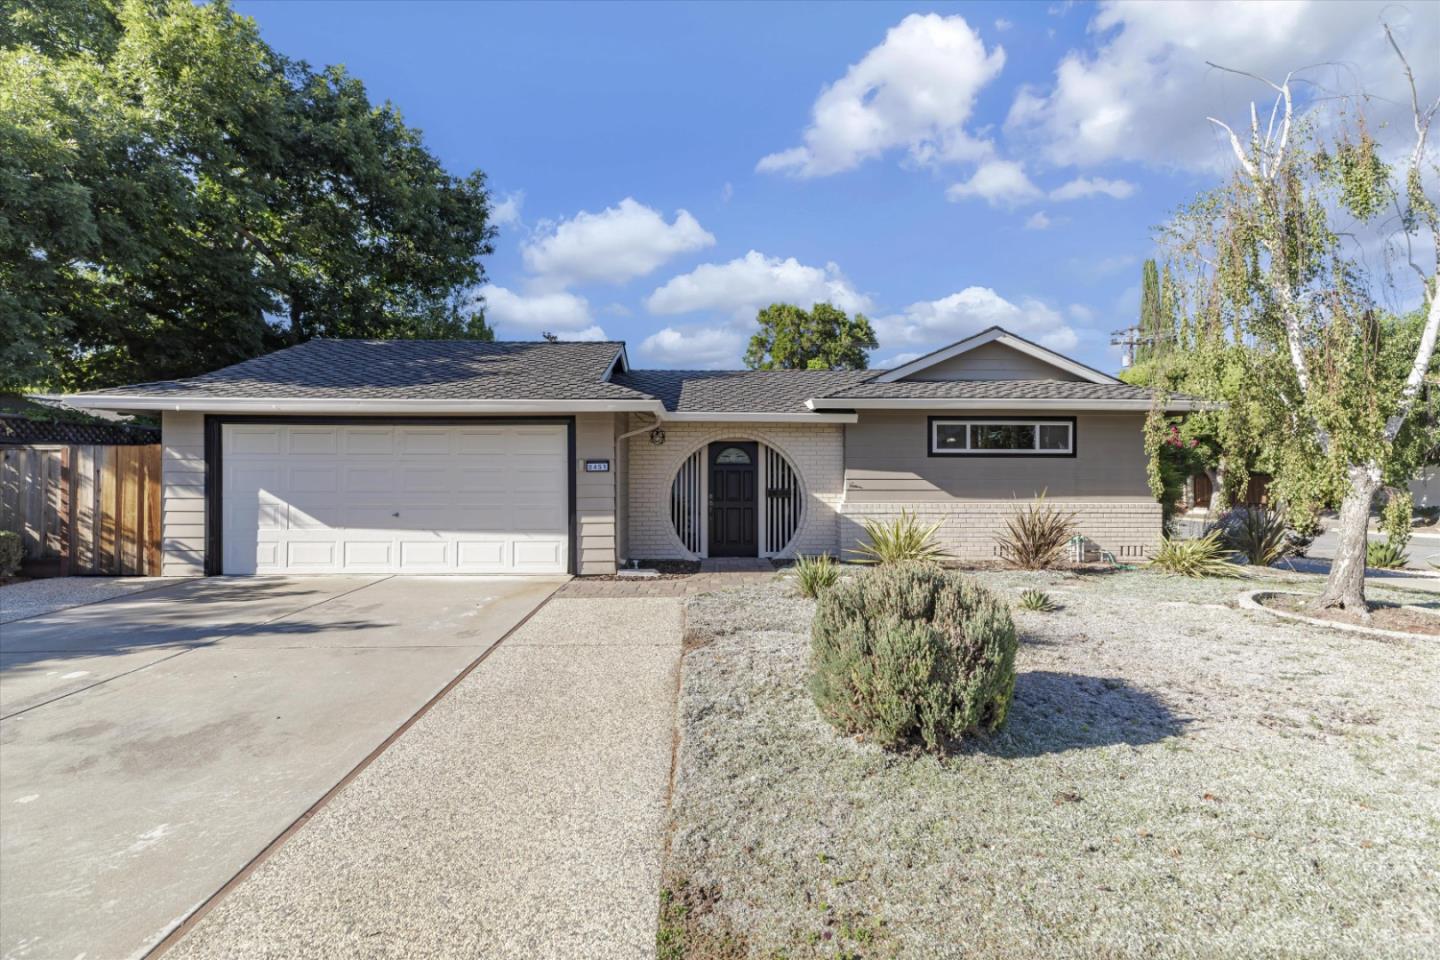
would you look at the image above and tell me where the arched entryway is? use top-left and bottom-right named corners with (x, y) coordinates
top-left (668, 440), bottom-right (803, 558)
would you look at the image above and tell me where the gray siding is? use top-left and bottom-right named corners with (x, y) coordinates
top-left (613, 413), bottom-right (630, 564)
top-left (161, 410), bottom-right (206, 576)
top-left (907, 341), bottom-right (1086, 381)
top-left (575, 412), bottom-right (618, 575)
top-left (844, 411), bottom-right (1150, 502)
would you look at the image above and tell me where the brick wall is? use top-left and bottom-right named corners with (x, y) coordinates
top-left (837, 500), bottom-right (1162, 562)
top-left (625, 418), bottom-right (845, 560)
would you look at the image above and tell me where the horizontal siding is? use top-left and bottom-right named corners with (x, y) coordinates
top-left (574, 413), bottom-right (617, 574)
top-left (161, 411), bottom-right (206, 576)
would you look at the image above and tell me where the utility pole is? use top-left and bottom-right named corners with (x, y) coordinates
top-left (1111, 325), bottom-right (1141, 368)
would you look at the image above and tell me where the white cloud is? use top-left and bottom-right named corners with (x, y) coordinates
top-left (721, 181), bottom-right (734, 203)
top-left (553, 325), bottom-right (610, 342)
top-left (1068, 303), bottom-right (1097, 322)
top-left (1007, 0), bottom-right (1440, 170)
top-left (945, 160), bottom-right (1042, 207)
top-left (638, 326), bottom-right (747, 369)
top-left (1024, 211), bottom-right (1053, 230)
top-left (875, 351), bottom-right (923, 368)
top-left (478, 284), bottom-right (596, 334)
top-left (491, 191), bottom-right (524, 228)
top-left (1049, 176), bottom-right (1137, 200)
top-left (994, 18), bottom-right (1013, 32)
top-left (646, 251), bottom-right (872, 321)
top-left (521, 198), bottom-right (715, 289)
top-left (757, 13), bottom-right (1005, 177)
top-left (874, 287), bottom-right (1078, 353)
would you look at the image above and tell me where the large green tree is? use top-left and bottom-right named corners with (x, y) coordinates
top-left (744, 302), bottom-right (878, 371)
top-left (1, 0), bottom-right (495, 390)
top-left (1165, 27), bottom-right (1439, 613)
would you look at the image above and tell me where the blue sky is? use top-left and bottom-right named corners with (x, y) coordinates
top-left (236, 1), bottom-right (1439, 373)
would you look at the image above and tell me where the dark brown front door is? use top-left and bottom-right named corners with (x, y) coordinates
top-left (708, 442), bottom-right (758, 557)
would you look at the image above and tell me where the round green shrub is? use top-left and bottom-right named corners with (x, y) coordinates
top-left (809, 563), bottom-right (1018, 751)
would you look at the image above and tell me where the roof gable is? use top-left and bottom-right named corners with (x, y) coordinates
top-left (873, 327), bottom-right (1119, 385)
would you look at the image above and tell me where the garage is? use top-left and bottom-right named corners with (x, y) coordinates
top-left (219, 421), bottom-right (570, 575)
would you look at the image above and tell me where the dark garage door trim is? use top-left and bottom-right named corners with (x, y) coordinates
top-left (203, 415), bottom-right (578, 577)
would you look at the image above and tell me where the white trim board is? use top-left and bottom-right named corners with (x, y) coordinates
top-left (62, 396), bottom-right (667, 415)
top-left (872, 326), bottom-right (1121, 385)
top-left (804, 397), bottom-right (1210, 412)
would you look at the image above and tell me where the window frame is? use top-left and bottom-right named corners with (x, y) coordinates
top-left (927, 416), bottom-right (1078, 458)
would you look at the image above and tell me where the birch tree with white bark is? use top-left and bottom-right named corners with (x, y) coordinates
top-left (1173, 25), bottom-right (1440, 613)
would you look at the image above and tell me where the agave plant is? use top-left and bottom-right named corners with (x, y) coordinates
top-left (849, 511), bottom-right (950, 565)
top-left (1216, 506), bottom-right (1293, 566)
top-left (1016, 588), bottom-right (1057, 612)
top-left (1366, 538), bottom-right (1409, 569)
top-left (996, 494), bottom-right (1077, 570)
top-left (791, 553), bottom-right (840, 598)
top-left (1148, 531), bottom-right (1242, 578)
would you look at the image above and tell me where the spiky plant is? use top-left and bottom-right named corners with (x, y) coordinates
top-left (792, 553), bottom-right (840, 598)
top-left (1016, 588), bottom-right (1057, 612)
top-left (849, 511), bottom-right (949, 565)
top-left (1148, 531), bottom-right (1242, 578)
top-left (1366, 539), bottom-right (1409, 569)
top-left (1216, 506), bottom-right (1293, 566)
top-left (995, 494), bottom-right (1077, 569)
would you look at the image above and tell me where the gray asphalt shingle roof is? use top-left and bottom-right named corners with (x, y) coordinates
top-left (611, 369), bottom-right (872, 413)
top-left (82, 339), bottom-right (652, 402)
top-left (81, 338), bottom-right (1174, 412)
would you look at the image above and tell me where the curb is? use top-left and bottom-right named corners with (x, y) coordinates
top-left (1237, 589), bottom-right (1435, 641)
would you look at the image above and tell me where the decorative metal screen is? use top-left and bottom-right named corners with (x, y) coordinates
top-left (670, 447), bottom-right (705, 553)
top-left (763, 445), bottom-right (802, 555)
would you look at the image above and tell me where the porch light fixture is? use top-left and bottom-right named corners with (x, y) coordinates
top-left (650, 427), bottom-right (666, 445)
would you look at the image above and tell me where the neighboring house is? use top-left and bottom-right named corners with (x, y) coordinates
top-left (64, 326), bottom-right (1200, 577)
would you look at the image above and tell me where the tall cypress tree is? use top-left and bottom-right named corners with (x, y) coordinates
top-left (1137, 259), bottom-right (1162, 363)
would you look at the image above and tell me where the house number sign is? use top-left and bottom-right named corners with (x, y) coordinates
top-left (584, 460), bottom-right (611, 472)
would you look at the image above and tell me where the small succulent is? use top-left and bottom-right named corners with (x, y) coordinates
top-left (1017, 588), bottom-right (1057, 612)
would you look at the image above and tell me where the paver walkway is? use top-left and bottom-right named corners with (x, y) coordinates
top-left (166, 595), bottom-right (684, 960)
top-left (557, 570), bottom-right (776, 597)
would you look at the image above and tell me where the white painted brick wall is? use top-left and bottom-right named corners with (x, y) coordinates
top-left (625, 418), bottom-right (845, 560)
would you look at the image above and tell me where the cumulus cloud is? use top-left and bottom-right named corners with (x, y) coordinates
top-left (1006, 0), bottom-right (1440, 170)
top-left (757, 13), bottom-right (1005, 177)
top-left (645, 251), bottom-right (872, 321)
top-left (874, 287), bottom-right (1078, 353)
top-left (1025, 211), bottom-right (1054, 230)
top-left (637, 326), bottom-right (747, 369)
top-left (491, 191), bottom-right (525, 228)
top-left (945, 160), bottom-right (1042, 207)
top-left (1049, 176), bottom-right (1137, 200)
top-left (521, 198), bottom-right (715, 289)
top-left (478, 284), bottom-right (599, 335)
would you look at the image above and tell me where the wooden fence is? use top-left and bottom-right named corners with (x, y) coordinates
top-left (0, 444), bottom-right (163, 576)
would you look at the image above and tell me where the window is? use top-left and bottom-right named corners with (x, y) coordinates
top-left (929, 418), bottom-right (1075, 456)
top-left (714, 446), bottom-right (752, 464)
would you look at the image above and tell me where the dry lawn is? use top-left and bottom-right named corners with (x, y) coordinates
top-left (659, 568), bottom-right (1440, 959)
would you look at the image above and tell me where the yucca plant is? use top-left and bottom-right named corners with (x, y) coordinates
top-left (792, 553), bottom-right (840, 598)
top-left (1016, 588), bottom-right (1057, 612)
top-left (849, 511), bottom-right (950, 565)
top-left (1148, 531), bottom-right (1242, 578)
top-left (1366, 539), bottom-right (1409, 569)
top-left (1216, 506), bottom-right (1293, 566)
top-left (995, 494), bottom-right (1077, 569)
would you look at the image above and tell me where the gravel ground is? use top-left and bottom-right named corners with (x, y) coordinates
top-left (168, 596), bottom-right (683, 960)
top-left (0, 576), bottom-right (184, 624)
top-left (660, 567), bottom-right (1440, 959)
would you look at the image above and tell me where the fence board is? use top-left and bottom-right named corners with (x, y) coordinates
top-left (1, 443), bottom-right (162, 577)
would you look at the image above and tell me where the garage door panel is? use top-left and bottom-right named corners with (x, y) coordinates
top-left (223, 423), bottom-right (569, 574)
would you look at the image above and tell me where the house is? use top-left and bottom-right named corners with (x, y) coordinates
top-left (63, 326), bottom-right (1201, 577)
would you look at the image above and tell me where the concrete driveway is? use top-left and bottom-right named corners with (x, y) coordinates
top-left (0, 575), bottom-right (563, 960)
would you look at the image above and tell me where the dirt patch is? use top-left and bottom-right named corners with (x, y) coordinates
top-left (1261, 592), bottom-right (1440, 636)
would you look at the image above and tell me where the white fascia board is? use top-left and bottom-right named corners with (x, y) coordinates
top-left (805, 397), bottom-right (1209, 413)
top-left (660, 411), bottom-right (859, 424)
top-left (60, 396), bottom-right (667, 415)
top-left (873, 327), bottom-right (1121, 385)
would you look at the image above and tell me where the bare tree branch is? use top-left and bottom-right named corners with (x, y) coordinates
top-left (1385, 288), bottom-right (1440, 442)
top-left (1207, 117), bottom-right (1258, 178)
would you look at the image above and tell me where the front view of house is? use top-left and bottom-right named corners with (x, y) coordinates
top-left (67, 327), bottom-right (1199, 577)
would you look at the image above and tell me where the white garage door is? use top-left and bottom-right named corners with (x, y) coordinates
top-left (221, 423), bottom-right (569, 575)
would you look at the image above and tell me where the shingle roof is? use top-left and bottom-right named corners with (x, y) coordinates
top-left (80, 339), bottom-right (651, 402)
top-left (813, 379), bottom-right (1164, 403)
top-left (613, 369), bottom-right (872, 413)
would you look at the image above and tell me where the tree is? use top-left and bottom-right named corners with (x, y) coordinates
top-left (744, 302), bottom-right (878, 371)
top-left (1136, 259), bottom-right (1162, 364)
top-left (1168, 26), bottom-right (1440, 613)
top-left (0, 0), bottom-right (495, 391)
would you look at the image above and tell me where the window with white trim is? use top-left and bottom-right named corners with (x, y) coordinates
top-left (930, 418), bottom-right (1074, 456)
